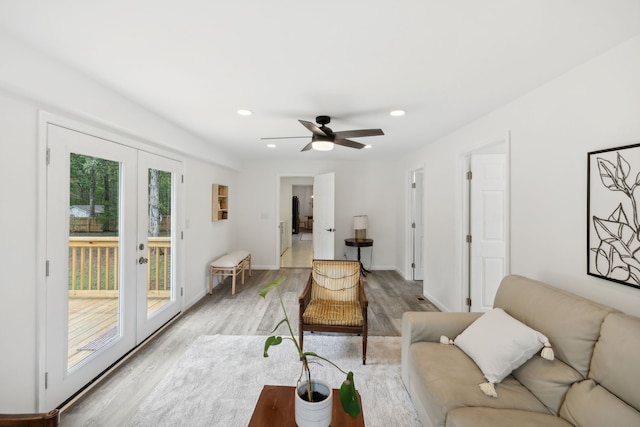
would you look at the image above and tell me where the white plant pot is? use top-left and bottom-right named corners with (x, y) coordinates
top-left (294, 379), bottom-right (333, 427)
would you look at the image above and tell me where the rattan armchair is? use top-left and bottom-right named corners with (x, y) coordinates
top-left (298, 259), bottom-right (368, 364)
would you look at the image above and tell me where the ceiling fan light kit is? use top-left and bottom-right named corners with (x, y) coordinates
top-left (262, 115), bottom-right (384, 152)
top-left (311, 135), bottom-right (334, 151)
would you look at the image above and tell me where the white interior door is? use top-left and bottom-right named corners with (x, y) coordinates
top-left (136, 152), bottom-right (182, 343)
top-left (469, 153), bottom-right (509, 312)
top-left (313, 172), bottom-right (335, 259)
top-left (411, 169), bottom-right (425, 280)
top-left (45, 124), bottom-right (137, 408)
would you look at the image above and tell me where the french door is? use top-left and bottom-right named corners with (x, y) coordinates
top-left (45, 124), bottom-right (181, 408)
top-left (136, 151), bottom-right (182, 342)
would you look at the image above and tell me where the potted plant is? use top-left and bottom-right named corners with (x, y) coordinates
top-left (259, 276), bottom-right (361, 425)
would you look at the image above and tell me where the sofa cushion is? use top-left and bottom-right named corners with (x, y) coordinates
top-left (589, 313), bottom-right (640, 411)
top-left (559, 380), bottom-right (640, 427)
top-left (446, 407), bottom-right (574, 427)
top-left (511, 354), bottom-right (582, 415)
top-left (408, 341), bottom-right (549, 427)
top-left (453, 308), bottom-right (551, 385)
top-left (493, 275), bottom-right (618, 377)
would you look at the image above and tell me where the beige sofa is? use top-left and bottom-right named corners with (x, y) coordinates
top-left (401, 275), bottom-right (640, 427)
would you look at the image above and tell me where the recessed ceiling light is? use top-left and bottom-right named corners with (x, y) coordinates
top-left (390, 110), bottom-right (406, 117)
top-left (267, 144), bottom-right (276, 148)
top-left (364, 144), bottom-right (372, 149)
top-left (237, 109), bottom-right (253, 116)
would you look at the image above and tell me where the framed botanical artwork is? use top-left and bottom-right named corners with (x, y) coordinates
top-left (588, 143), bottom-right (640, 289)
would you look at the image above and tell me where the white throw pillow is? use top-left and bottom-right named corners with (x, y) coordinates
top-left (451, 308), bottom-right (553, 396)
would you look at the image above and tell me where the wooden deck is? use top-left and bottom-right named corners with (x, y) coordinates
top-left (68, 292), bottom-right (170, 367)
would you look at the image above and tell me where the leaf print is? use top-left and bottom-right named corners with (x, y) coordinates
top-left (616, 152), bottom-right (631, 182)
top-left (592, 245), bottom-right (611, 276)
top-left (608, 204), bottom-right (629, 225)
top-left (597, 158), bottom-right (623, 191)
top-left (593, 217), bottom-right (640, 271)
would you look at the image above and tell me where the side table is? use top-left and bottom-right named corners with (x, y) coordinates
top-left (248, 385), bottom-right (364, 426)
top-left (344, 238), bottom-right (373, 276)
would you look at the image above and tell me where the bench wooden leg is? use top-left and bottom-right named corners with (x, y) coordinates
top-left (232, 267), bottom-right (237, 295)
top-left (209, 267), bottom-right (213, 295)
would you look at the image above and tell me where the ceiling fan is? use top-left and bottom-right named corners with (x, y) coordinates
top-left (262, 115), bottom-right (384, 151)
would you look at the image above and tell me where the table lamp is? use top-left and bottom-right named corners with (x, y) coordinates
top-left (353, 215), bottom-right (368, 241)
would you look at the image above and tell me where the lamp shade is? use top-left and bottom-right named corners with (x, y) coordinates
top-left (353, 215), bottom-right (368, 230)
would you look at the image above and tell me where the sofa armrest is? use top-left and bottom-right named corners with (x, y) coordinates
top-left (402, 311), bottom-right (482, 344)
top-left (401, 311), bottom-right (482, 387)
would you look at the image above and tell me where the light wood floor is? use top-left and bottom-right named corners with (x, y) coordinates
top-left (280, 232), bottom-right (313, 268)
top-left (60, 268), bottom-right (436, 426)
top-left (68, 294), bottom-right (170, 367)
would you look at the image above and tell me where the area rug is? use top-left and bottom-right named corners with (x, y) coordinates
top-left (300, 233), bottom-right (313, 241)
top-left (125, 334), bottom-right (420, 426)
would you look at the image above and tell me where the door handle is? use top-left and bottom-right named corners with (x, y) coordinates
top-left (326, 228), bottom-right (336, 232)
top-left (138, 257), bottom-right (149, 264)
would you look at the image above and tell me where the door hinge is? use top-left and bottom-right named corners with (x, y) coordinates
top-left (411, 222), bottom-right (416, 229)
top-left (411, 262), bottom-right (415, 268)
top-left (466, 170), bottom-right (472, 180)
top-left (45, 372), bottom-right (48, 389)
top-left (466, 297), bottom-right (472, 307)
top-left (181, 174), bottom-right (184, 184)
top-left (180, 287), bottom-right (183, 297)
top-left (466, 235), bottom-right (472, 243)
top-left (412, 182), bottom-right (416, 189)
top-left (46, 148), bottom-right (51, 165)
top-left (46, 260), bottom-right (50, 276)
top-left (181, 231), bottom-right (184, 240)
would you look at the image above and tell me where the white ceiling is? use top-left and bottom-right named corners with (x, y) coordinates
top-left (1, 1), bottom-right (639, 161)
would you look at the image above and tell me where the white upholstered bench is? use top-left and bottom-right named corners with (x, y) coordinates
top-left (209, 250), bottom-right (251, 295)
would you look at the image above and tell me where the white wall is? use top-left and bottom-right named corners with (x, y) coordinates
top-left (235, 159), bottom-right (402, 271)
top-left (0, 91), bottom-right (40, 413)
top-left (184, 159), bottom-right (237, 303)
top-left (412, 35), bottom-right (640, 316)
top-left (0, 33), bottom-right (238, 412)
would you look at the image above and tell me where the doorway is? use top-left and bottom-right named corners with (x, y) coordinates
top-left (280, 177), bottom-right (314, 268)
top-left (278, 173), bottom-right (335, 267)
top-left (44, 123), bottom-right (182, 407)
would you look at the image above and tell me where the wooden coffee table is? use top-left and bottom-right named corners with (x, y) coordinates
top-left (248, 384), bottom-right (365, 426)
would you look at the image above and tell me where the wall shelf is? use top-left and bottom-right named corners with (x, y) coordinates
top-left (212, 184), bottom-right (228, 221)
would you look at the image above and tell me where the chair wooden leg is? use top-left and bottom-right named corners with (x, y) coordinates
top-left (363, 332), bottom-right (367, 365)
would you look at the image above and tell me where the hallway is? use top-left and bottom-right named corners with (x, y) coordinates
top-left (280, 232), bottom-right (313, 268)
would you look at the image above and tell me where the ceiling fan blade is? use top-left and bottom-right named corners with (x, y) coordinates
top-left (334, 139), bottom-right (365, 149)
top-left (260, 136), bottom-right (309, 140)
top-left (301, 142), bottom-right (313, 152)
top-left (334, 129), bottom-right (384, 139)
top-left (299, 120), bottom-right (328, 136)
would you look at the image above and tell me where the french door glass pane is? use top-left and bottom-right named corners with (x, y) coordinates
top-left (147, 168), bottom-right (172, 317)
top-left (68, 153), bottom-right (120, 369)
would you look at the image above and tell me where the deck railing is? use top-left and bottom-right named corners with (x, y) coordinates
top-left (69, 236), bottom-right (171, 296)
